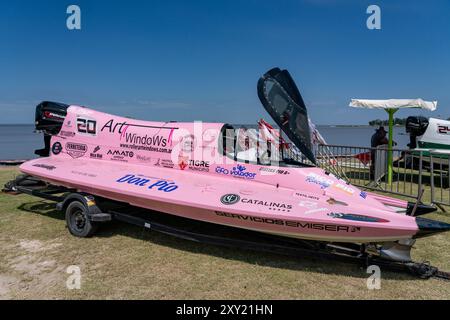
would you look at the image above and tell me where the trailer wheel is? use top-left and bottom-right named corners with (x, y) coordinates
top-left (65, 201), bottom-right (98, 237)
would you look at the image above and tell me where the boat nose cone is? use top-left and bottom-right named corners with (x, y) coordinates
top-left (415, 217), bottom-right (450, 238)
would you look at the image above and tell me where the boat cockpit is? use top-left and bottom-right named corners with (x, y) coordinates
top-left (218, 123), bottom-right (313, 168)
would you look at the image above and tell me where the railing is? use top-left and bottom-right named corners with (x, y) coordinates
top-left (315, 144), bottom-right (450, 208)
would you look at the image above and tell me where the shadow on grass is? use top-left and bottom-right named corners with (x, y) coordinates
top-left (18, 201), bottom-right (63, 220)
top-left (17, 200), bottom-right (419, 281)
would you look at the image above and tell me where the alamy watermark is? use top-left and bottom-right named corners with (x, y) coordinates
top-left (366, 5), bottom-right (381, 30)
top-left (67, 5), bottom-right (81, 30)
top-left (66, 265), bottom-right (81, 290)
top-left (366, 265), bottom-right (381, 290)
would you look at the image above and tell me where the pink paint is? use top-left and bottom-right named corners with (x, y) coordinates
top-left (20, 105), bottom-right (420, 243)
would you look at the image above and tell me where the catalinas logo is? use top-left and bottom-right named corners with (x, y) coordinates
top-left (220, 194), bottom-right (240, 205)
top-left (219, 194), bottom-right (292, 212)
top-left (241, 198), bottom-right (292, 212)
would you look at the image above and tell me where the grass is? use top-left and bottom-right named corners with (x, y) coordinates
top-left (1, 167), bottom-right (450, 299)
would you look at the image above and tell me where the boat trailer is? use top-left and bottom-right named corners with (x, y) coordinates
top-left (3, 174), bottom-right (450, 281)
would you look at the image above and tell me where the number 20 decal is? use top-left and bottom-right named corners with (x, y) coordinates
top-left (77, 118), bottom-right (97, 136)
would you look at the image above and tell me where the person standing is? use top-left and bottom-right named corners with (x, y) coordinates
top-left (370, 126), bottom-right (393, 178)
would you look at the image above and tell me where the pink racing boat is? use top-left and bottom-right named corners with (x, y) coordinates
top-left (5, 68), bottom-right (450, 265)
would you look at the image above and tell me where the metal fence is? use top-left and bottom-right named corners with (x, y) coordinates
top-left (315, 144), bottom-right (450, 208)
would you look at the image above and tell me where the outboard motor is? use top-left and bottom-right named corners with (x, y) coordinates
top-left (405, 116), bottom-right (429, 149)
top-left (34, 101), bottom-right (69, 157)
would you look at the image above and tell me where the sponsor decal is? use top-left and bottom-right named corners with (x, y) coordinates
top-left (294, 192), bottom-right (320, 201)
top-left (136, 155), bottom-right (152, 162)
top-left (116, 174), bottom-right (178, 192)
top-left (327, 213), bottom-right (389, 223)
top-left (107, 149), bottom-right (134, 161)
top-left (360, 191), bottom-right (368, 199)
top-left (326, 198), bottom-right (349, 206)
top-left (298, 201), bottom-right (318, 209)
top-left (71, 170), bottom-right (97, 178)
top-left (438, 125), bottom-right (450, 135)
top-left (179, 159), bottom-right (210, 172)
top-left (242, 198), bottom-right (292, 212)
top-left (101, 119), bottom-right (128, 134)
top-left (65, 142), bottom-right (87, 158)
top-left (305, 208), bottom-right (329, 215)
top-left (215, 211), bottom-right (361, 233)
top-left (77, 117), bottom-right (97, 136)
top-left (52, 142), bottom-right (62, 155)
top-left (220, 194), bottom-right (292, 211)
top-left (259, 167), bottom-right (290, 175)
top-left (101, 119), bottom-right (172, 153)
top-left (188, 160), bottom-right (210, 172)
top-left (334, 183), bottom-right (355, 195)
top-left (215, 165), bottom-right (257, 180)
top-left (32, 164), bottom-right (56, 171)
top-left (43, 111), bottom-right (65, 121)
top-left (178, 155), bottom-right (188, 170)
top-left (220, 194), bottom-right (240, 205)
top-left (59, 130), bottom-right (76, 138)
top-left (154, 158), bottom-right (174, 168)
top-left (123, 133), bottom-right (168, 148)
top-left (90, 146), bottom-right (102, 159)
top-left (305, 173), bottom-right (333, 189)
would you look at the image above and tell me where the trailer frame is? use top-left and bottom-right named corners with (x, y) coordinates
top-left (3, 174), bottom-right (450, 281)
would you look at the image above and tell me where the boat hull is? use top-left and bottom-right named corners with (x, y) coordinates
top-left (20, 156), bottom-right (419, 243)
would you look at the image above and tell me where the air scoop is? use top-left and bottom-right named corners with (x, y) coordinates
top-left (406, 202), bottom-right (437, 216)
top-left (415, 217), bottom-right (450, 238)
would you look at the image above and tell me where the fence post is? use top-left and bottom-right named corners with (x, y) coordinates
top-left (418, 151), bottom-right (423, 202)
top-left (430, 153), bottom-right (434, 204)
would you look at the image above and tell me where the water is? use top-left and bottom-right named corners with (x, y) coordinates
top-left (0, 125), bottom-right (42, 160)
top-left (0, 124), bottom-right (410, 160)
top-left (317, 125), bottom-right (410, 149)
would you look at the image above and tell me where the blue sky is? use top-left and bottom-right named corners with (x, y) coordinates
top-left (0, 0), bottom-right (449, 124)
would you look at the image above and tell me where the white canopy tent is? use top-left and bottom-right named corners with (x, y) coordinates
top-left (349, 98), bottom-right (437, 184)
top-left (349, 99), bottom-right (437, 111)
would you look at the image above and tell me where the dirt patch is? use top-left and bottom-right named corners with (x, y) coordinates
top-left (19, 239), bottom-right (62, 253)
top-left (0, 275), bottom-right (18, 299)
top-left (2, 239), bottom-right (66, 299)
